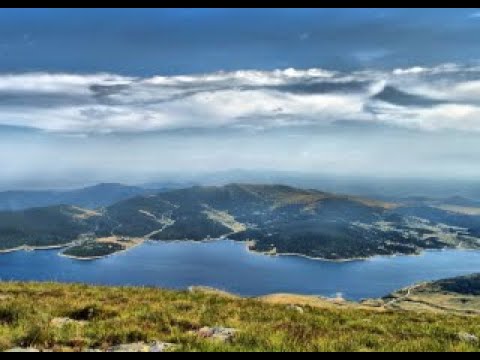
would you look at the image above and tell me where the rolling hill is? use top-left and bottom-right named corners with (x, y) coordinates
top-left (0, 184), bottom-right (479, 259)
top-left (0, 205), bottom-right (97, 250)
top-left (375, 274), bottom-right (480, 315)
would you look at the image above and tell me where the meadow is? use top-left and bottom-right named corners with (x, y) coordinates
top-left (0, 282), bottom-right (479, 352)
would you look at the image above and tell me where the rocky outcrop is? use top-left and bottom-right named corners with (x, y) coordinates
top-left (458, 332), bottom-right (479, 344)
top-left (287, 305), bottom-right (305, 314)
top-left (5, 341), bottom-right (175, 353)
top-left (5, 348), bottom-right (40, 352)
top-left (196, 327), bottom-right (237, 342)
top-left (105, 341), bottom-right (175, 352)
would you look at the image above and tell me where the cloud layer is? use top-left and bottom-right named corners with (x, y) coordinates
top-left (1, 64), bottom-right (480, 134)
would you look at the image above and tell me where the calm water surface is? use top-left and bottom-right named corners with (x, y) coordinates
top-left (0, 240), bottom-right (479, 300)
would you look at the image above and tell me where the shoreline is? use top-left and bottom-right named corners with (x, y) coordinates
top-left (0, 244), bottom-right (71, 254)
top-left (59, 238), bottom-right (145, 261)
top-left (136, 238), bottom-right (480, 264)
top-left (243, 240), bottom-right (480, 263)
top-left (2, 237), bottom-right (478, 263)
top-left (141, 238), bottom-right (416, 263)
top-left (243, 241), bottom-right (422, 263)
top-left (0, 275), bottom-right (477, 308)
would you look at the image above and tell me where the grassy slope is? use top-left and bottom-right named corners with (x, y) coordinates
top-left (379, 274), bottom-right (480, 315)
top-left (0, 282), bottom-right (479, 352)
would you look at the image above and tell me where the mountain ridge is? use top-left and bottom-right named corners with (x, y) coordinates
top-left (0, 183), bottom-right (479, 260)
top-left (0, 183), bottom-right (152, 211)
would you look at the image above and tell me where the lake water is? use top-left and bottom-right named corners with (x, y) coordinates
top-left (0, 240), bottom-right (479, 300)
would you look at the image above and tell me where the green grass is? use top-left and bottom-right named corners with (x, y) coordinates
top-left (0, 282), bottom-right (479, 352)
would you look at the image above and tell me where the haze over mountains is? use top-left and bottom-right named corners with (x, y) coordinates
top-left (3, 64), bottom-right (480, 188)
top-left (0, 183), bottom-right (150, 211)
top-left (2, 172), bottom-right (480, 211)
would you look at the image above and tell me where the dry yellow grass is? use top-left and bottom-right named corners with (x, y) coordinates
top-left (69, 207), bottom-right (102, 220)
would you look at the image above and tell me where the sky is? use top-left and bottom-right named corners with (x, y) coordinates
top-left (1, 8), bottom-right (480, 189)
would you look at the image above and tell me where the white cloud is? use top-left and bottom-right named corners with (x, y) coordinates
top-left (392, 63), bottom-right (462, 77)
top-left (145, 68), bottom-right (335, 87)
top-left (1, 64), bottom-right (480, 134)
top-left (371, 102), bottom-right (480, 132)
top-left (393, 67), bottom-right (428, 76)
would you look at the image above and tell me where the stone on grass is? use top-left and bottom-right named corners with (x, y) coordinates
top-left (458, 332), bottom-right (479, 344)
top-left (287, 305), bottom-right (304, 314)
top-left (50, 317), bottom-right (87, 328)
top-left (107, 341), bottom-right (175, 352)
top-left (5, 348), bottom-right (40, 352)
top-left (197, 327), bottom-right (237, 342)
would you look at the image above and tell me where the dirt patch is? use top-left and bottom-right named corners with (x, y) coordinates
top-left (70, 207), bottom-right (102, 220)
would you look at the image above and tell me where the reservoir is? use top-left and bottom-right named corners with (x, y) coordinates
top-left (0, 240), bottom-right (479, 300)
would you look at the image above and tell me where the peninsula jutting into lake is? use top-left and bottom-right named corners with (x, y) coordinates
top-left (1, 184), bottom-right (479, 260)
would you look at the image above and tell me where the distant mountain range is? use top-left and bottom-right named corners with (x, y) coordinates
top-left (0, 183), bottom-right (479, 260)
top-left (0, 183), bottom-right (152, 211)
top-left (3, 171), bottom-right (480, 205)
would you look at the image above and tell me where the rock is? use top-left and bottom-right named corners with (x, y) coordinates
top-left (5, 348), bottom-right (40, 352)
top-left (3, 342), bottom-right (175, 353)
top-left (106, 341), bottom-right (174, 353)
top-left (149, 341), bottom-right (175, 353)
top-left (197, 327), bottom-right (237, 342)
top-left (287, 305), bottom-right (304, 314)
top-left (108, 343), bottom-right (151, 353)
top-left (458, 332), bottom-right (479, 343)
top-left (197, 327), bottom-right (214, 338)
top-left (50, 317), bottom-right (87, 328)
